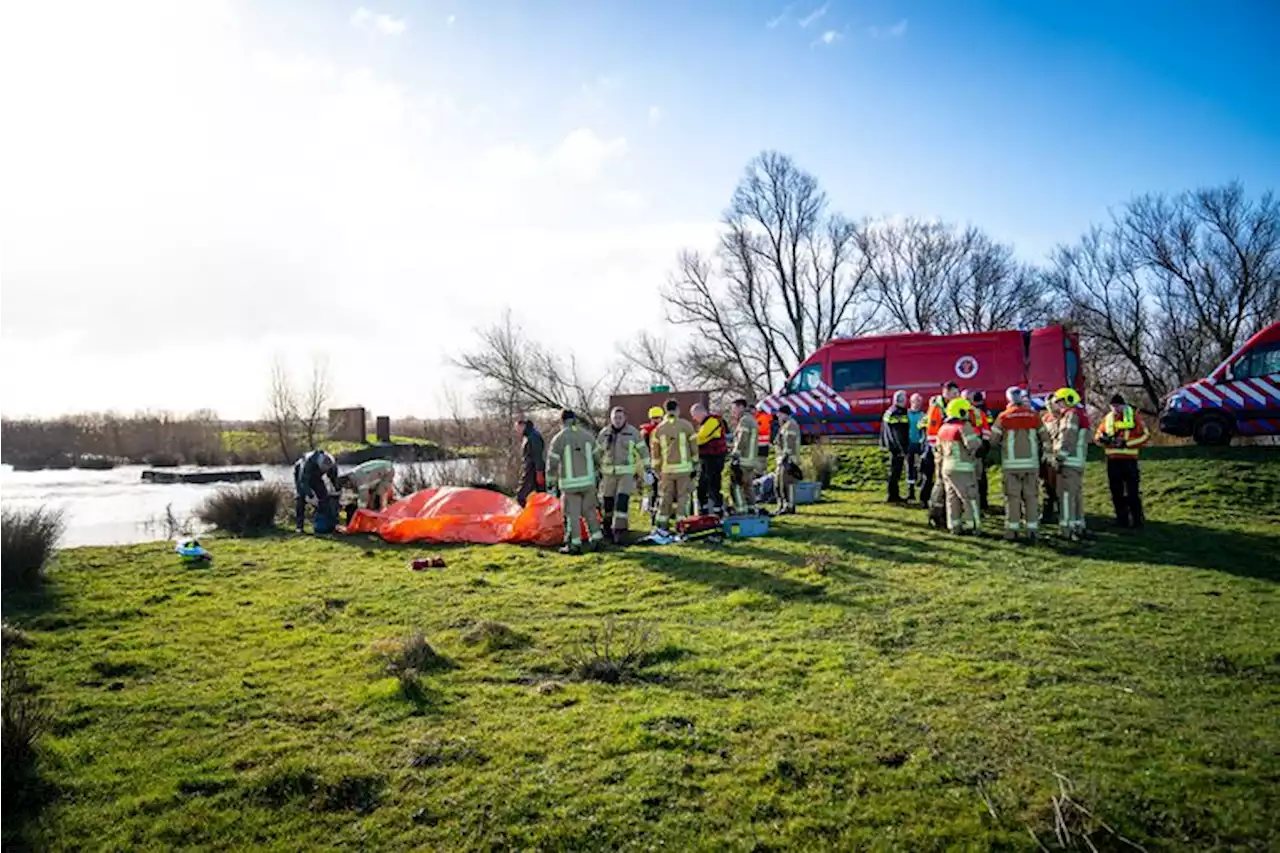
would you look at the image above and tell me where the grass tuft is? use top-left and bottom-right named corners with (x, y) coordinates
top-left (1, 506), bottom-right (65, 590)
top-left (195, 483), bottom-right (287, 536)
top-left (562, 617), bottom-right (656, 684)
top-left (2, 655), bottom-right (55, 817)
top-left (461, 620), bottom-right (531, 653)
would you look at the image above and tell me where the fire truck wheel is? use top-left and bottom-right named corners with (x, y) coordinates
top-left (1192, 412), bottom-right (1232, 447)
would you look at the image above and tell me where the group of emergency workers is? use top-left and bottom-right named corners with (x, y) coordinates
top-left (531, 399), bottom-right (803, 554)
top-left (881, 382), bottom-right (1151, 540)
top-left (291, 451), bottom-right (396, 533)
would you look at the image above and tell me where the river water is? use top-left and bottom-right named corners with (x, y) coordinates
top-left (0, 461), bottom-right (466, 548)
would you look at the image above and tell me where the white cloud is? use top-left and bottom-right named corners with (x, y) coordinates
top-left (815, 29), bottom-right (842, 46)
top-left (0, 0), bottom-right (706, 419)
top-left (798, 3), bottom-right (828, 28)
top-left (869, 19), bottom-right (909, 39)
top-left (446, 13), bottom-right (456, 25)
top-left (551, 128), bottom-right (628, 181)
top-left (350, 6), bottom-right (406, 36)
top-left (766, 5), bottom-right (792, 28)
top-left (647, 105), bottom-right (661, 125)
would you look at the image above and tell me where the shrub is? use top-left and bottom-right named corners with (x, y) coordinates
top-left (195, 483), bottom-right (287, 536)
top-left (1, 506), bottom-right (65, 591)
top-left (809, 439), bottom-right (837, 488)
top-left (563, 617), bottom-right (656, 684)
top-left (2, 657), bottom-right (54, 813)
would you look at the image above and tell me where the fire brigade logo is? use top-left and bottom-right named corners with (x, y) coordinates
top-left (955, 355), bottom-right (979, 379)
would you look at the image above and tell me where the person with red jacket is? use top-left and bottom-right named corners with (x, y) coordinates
top-left (990, 387), bottom-right (1048, 540)
top-left (921, 381), bottom-right (961, 512)
top-left (690, 402), bottom-right (728, 515)
top-left (1094, 393), bottom-right (1151, 530)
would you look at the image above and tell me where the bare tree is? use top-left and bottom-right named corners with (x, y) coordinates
top-left (866, 219), bottom-right (1049, 334)
top-left (1123, 183), bottom-right (1280, 368)
top-left (267, 357), bottom-right (299, 463)
top-left (1048, 182), bottom-right (1279, 413)
top-left (299, 356), bottom-right (333, 450)
top-left (616, 330), bottom-right (682, 390)
top-left (453, 311), bottom-right (626, 431)
top-left (1045, 226), bottom-right (1169, 410)
top-left (660, 151), bottom-right (878, 397)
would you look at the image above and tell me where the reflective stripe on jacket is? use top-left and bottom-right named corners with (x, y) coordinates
top-left (990, 406), bottom-right (1046, 472)
top-left (1055, 408), bottom-right (1092, 470)
top-left (937, 420), bottom-right (983, 474)
top-left (881, 406), bottom-right (910, 453)
top-left (547, 424), bottom-right (599, 490)
top-left (731, 414), bottom-right (760, 466)
top-left (925, 396), bottom-right (947, 445)
top-left (597, 423), bottom-right (650, 476)
top-left (651, 416), bottom-right (697, 474)
top-left (1095, 406), bottom-right (1150, 458)
top-left (775, 419), bottom-right (802, 465)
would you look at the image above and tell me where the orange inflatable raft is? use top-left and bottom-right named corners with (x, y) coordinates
top-left (344, 487), bottom-right (565, 546)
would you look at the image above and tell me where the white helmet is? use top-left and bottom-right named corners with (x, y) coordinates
top-left (1006, 386), bottom-right (1026, 406)
top-left (892, 390), bottom-right (908, 406)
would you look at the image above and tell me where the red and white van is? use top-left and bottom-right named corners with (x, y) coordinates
top-left (1159, 321), bottom-right (1280, 445)
top-left (757, 324), bottom-right (1083, 439)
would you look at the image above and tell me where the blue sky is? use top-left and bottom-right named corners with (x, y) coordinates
top-left (2, 0), bottom-right (1277, 417)
top-left (252, 0), bottom-right (1280, 255)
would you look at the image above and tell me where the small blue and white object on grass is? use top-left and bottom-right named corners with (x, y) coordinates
top-left (793, 481), bottom-right (822, 505)
top-left (175, 538), bottom-right (212, 563)
top-left (723, 514), bottom-right (770, 538)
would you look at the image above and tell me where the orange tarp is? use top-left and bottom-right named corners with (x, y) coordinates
top-left (344, 487), bottom-right (564, 546)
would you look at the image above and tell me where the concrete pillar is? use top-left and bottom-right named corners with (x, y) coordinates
top-left (376, 416), bottom-right (391, 444)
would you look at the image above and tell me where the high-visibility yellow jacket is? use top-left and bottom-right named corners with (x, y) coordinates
top-left (547, 423), bottom-right (600, 491)
top-left (731, 413), bottom-right (761, 469)
top-left (596, 423), bottom-right (650, 476)
top-left (650, 416), bottom-right (697, 475)
top-left (1095, 406), bottom-right (1150, 459)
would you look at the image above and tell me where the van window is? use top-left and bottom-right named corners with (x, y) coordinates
top-left (832, 358), bottom-right (885, 392)
top-left (1065, 346), bottom-right (1080, 387)
top-left (1232, 343), bottom-right (1280, 379)
top-left (787, 364), bottom-right (823, 393)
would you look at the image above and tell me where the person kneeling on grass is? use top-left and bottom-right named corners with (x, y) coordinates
top-left (294, 449), bottom-right (339, 534)
top-left (339, 458), bottom-right (396, 523)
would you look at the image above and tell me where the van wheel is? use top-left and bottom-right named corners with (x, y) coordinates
top-left (1192, 413), bottom-right (1232, 446)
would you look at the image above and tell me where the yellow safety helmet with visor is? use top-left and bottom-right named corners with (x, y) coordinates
top-left (945, 398), bottom-right (973, 420)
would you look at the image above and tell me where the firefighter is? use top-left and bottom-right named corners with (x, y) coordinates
top-left (906, 393), bottom-right (926, 502)
top-left (547, 409), bottom-right (603, 555)
top-left (922, 381), bottom-right (961, 516)
top-left (639, 406), bottom-right (664, 519)
top-left (774, 404), bottom-right (803, 514)
top-left (989, 387), bottom-right (1048, 541)
top-left (338, 458), bottom-right (396, 523)
top-left (1050, 388), bottom-right (1092, 541)
top-left (514, 415), bottom-right (547, 506)
top-left (880, 390), bottom-right (911, 503)
top-left (936, 397), bottom-right (984, 535)
top-left (1038, 401), bottom-right (1060, 524)
top-left (293, 448), bottom-right (340, 534)
top-left (1095, 393), bottom-right (1150, 530)
top-left (650, 399), bottom-right (699, 534)
top-left (967, 390), bottom-right (994, 511)
top-left (728, 398), bottom-right (762, 514)
top-left (690, 402), bottom-right (729, 515)
top-left (596, 406), bottom-right (652, 543)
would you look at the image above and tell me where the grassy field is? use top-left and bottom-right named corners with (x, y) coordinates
top-left (220, 431), bottom-right (439, 461)
top-left (4, 447), bottom-right (1278, 851)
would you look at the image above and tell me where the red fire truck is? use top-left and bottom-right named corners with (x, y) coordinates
top-left (757, 324), bottom-right (1083, 440)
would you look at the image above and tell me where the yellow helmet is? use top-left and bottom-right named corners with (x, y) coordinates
top-left (945, 398), bottom-right (972, 419)
top-left (647, 406), bottom-right (664, 418)
top-left (1052, 387), bottom-right (1081, 407)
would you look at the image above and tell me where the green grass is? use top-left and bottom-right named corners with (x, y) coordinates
top-left (4, 448), bottom-right (1278, 851)
top-left (220, 431), bottom-right (438, 461)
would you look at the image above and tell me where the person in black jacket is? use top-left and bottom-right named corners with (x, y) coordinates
top-left (880, 390), bottom-right (912, 503)
top-left (514, 416), bottom-right (546, 506)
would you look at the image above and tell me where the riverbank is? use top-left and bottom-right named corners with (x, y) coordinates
top-left (4, 449), bottom-right (1277, 850)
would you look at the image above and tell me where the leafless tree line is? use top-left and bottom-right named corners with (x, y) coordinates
top-left (265, 355), bottom-right (334, 462)
top-left (455, 150), bottom-right (1278, 419)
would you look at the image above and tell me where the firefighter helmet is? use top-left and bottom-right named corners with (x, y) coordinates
top-left (945, 398), bottom-right (973, 420)
top-left (647, 406), bottom-right (664, 418)
top-left (1052, 387), bottom-right (1081, 407)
